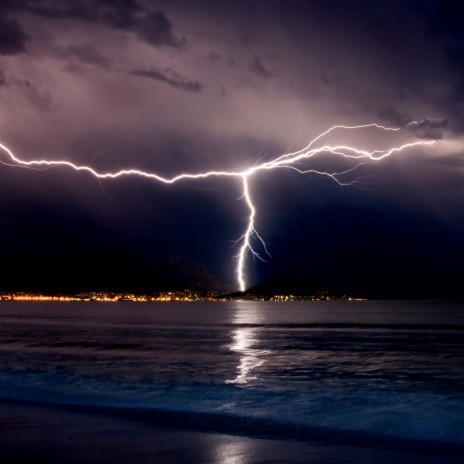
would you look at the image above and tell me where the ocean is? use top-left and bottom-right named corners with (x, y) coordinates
top-left (0, 300), bottom-right (463, 461)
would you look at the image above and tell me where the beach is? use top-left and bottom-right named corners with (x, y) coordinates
top-left (1, 398), bottom-right (463, 464)
top-left (0, 398), bottom-right (357, 464)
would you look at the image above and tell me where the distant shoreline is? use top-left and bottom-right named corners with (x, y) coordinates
top-left (0, 290), bottom-right (360, 303)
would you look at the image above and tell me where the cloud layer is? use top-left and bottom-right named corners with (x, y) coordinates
top-left (1, 0), bottom-right (464, 295)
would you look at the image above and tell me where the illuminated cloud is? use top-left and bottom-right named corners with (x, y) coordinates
top-left (410, 119), bottom-right (449, 140)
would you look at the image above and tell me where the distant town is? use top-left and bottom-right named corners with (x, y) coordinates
top-left (0, 290), bottom-right (364, 302)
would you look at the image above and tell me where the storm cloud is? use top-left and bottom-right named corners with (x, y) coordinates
top-left (136, 11), bottom-right (185, 48)
top-left (0, 14), bottom-right (29, 55)
top-left (0, 0), bottom-right (184, 48)
top-left (1, 0), bottom-right (464, 296)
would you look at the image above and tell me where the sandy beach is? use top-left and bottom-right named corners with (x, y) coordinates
top-left (0, 398), bottom-right (461, 464)
top-left (0, 398), bottom-right (328, 464)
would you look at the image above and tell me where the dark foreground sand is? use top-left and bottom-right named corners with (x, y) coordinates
top-left (0, 399), bottom-right (461, 464)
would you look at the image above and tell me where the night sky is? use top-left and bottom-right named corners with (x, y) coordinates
top-left (1, 0), bottom-right (464, 297)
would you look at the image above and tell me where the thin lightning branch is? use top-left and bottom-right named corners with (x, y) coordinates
top-left (0, 124), bottom-right (436, 291)
top-left (267, 123), bottom-right (400, 166)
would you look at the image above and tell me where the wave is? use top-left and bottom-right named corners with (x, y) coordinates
top-left (2, 395), bottom-right (463, 459)
top-left (115, 321), bottom-right (464, 331)
top-left (225, 322), bottom-right (464, 331)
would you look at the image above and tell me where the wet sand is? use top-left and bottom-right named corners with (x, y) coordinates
top-left (0, 399), bottom-right (461, 464)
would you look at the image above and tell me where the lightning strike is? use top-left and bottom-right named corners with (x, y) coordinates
top-left (235, 175), bottom-right (271, 292)
top-left (0, 124), bottom-right (436, 291)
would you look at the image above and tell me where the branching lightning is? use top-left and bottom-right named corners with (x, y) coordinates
top-left (0, 123), bottom-right (436, 291)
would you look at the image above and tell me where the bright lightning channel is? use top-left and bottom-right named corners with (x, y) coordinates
top-left (0, 123), bottom-right (436, 291)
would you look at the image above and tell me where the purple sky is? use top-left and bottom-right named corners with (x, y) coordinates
top-left (1, 1), bottom-right (464, 296)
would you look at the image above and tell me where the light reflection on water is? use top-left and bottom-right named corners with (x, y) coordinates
top-left (213, 439), bottom-right (250, 464)
top-left (226, 302), bottom-right (270, 385)
top-left (0, 300), bottom-right (463, 444)
top-left (227, 328), bottom-right (265, 385)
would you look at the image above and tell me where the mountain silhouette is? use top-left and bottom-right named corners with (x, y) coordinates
top-left (243, 271), bottom-right (318, 297)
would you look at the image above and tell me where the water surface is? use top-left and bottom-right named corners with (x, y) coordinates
top-left (0, 300), bottom-right (463, 449)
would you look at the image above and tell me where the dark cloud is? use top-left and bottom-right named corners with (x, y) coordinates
top-left (57, 44), bottom-right (112, 68)
top-left (0, 70), bottom-right (5, 86)
top-left (0, 0), bottom-right (140, 28)
top-left (378, 107), bottom-right (413, 128)
top-left (425, 0), bottom-right (464, 66)
top-left (91, 0), bottom-right (141, 29)
top-left (136, 11), bottom-right (185, 48)
top-left (0, 14), bottom-right (29, 55)
top-left (130, 67), bottom-right (202, 93)
top-left (0, 0), bottom-right (183, 48)
top-left (409, 118), bottom-right (449, 140)
top-left (249, 56), bottom-right (274, 78)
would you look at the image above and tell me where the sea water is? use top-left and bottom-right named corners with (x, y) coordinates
top-left (0, 300), bottom-right (463, 451)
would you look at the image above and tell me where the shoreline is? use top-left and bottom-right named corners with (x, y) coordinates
top-left (0, 398), bottom-right (462, 464)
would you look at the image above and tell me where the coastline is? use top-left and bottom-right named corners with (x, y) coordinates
top-left (0, 398), bottom-right (462, 464)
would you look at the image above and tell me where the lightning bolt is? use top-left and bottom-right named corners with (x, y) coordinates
top-left (0, 123), bottom-right (436, 291)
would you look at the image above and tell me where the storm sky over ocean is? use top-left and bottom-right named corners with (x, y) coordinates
top-left (0, 0), bottom-right (464, 296)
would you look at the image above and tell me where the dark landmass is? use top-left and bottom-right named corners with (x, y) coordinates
top-left (246, 271), bottom-right (317, 297)
top-left (223, 272), bottom-right (355, 301)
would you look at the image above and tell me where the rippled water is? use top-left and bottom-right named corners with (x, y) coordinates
top-left (0, 300), bottom-right (463, 447)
